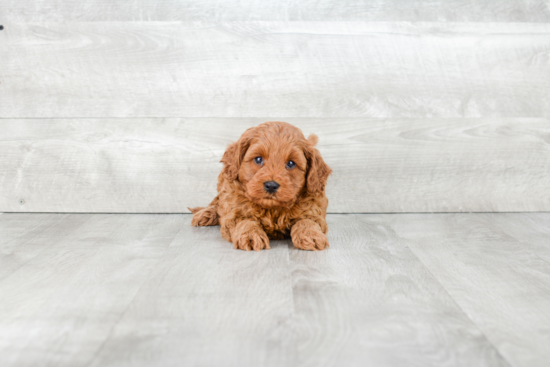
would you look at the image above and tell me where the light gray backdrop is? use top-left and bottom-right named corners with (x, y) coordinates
top-left (1, 1), bottom-right (549, 213)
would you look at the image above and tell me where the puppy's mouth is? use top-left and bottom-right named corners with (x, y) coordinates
top-left (257, 198), bottom-right (284, 208)
top-left (246, 192), bottom-right (292, 209)
top-left (244, 181), bottom-right (296, 208)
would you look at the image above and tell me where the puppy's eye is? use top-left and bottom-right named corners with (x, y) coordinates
top-left (286, 160), bottom-right (296, 169)
top-left (254, 157), bottom-right (263, 165)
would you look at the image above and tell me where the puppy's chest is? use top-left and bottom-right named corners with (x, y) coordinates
top-left (257, 210), bottom-right (296, 239)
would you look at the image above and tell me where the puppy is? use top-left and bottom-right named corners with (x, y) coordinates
top-left (189, 121), bottom-right (331, 251)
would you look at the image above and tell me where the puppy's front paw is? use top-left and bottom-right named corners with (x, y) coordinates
top-left (293, 231), bottom-right (329, 251)
top-left (291, 219), bottom-right (329, 251)
top-left (189, 206), bottom-right (219, 227)
top-left (233, 228), bottom-right (270, 251)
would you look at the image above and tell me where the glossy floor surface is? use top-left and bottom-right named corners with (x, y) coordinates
top-left (1, 213), bottom-right (549, 367)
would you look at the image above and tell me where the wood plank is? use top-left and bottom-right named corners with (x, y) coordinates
top-left (0, 213), bottom-right (89, 280)
top-left (290, 214), bottom-right (510, 367)
top-left (0, 213), bottom-right (57, 246)
top-left (1, 118), bottom-right (548, 213)
top-left (489, 213), bottom-right (550, 263)
top-left (1, 22), bottom-right (549, 118)
top-left (88, 215), bottom-right (296, 367)
top-left (389, 213), bottom-right (550, 367)
top-left (0, 214), bottom-right (184, 367)
top-left (3, 0), bottom-right (550, 22)
top-left (3, 213), bottom-right (549, 366)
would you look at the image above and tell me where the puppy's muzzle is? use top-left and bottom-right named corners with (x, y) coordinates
top-left (264, 181), bottom-right (280, 193)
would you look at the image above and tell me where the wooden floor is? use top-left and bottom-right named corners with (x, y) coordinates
top-left (0, 213), bottom-right (549, 367)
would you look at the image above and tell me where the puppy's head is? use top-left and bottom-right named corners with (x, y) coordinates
top-left (221, 121), bottom-right (331, 208)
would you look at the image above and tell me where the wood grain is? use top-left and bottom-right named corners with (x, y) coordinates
top-left (488, 213), bottom-right (550, 263)
top-left (1, 118), bottom-right (548, 213)
top-left (88, 215), bottom-right (296, 367)
top-left (1, 22), bottom-right (549, 118)
top-left (0, 213), bottom-right (90, 281)
top-left (0, 213), bottom-right (57, 246)
top-left (3, 0), bottom-right (550, 22)
top-left (0, 214), bottom-right (184, 367)
top-left (290, 214), bottom-right (510, 367)
top-left (390, 213), bottom-right (550, 367)
top-left (3, 213), bottom-right (542, 366)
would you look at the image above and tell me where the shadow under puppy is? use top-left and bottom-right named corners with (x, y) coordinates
top-left (189, 121), bottom-right (332, 251)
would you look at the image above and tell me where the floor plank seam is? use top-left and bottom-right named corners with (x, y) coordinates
top-left (403, 243), bottom-right (515, 367)
top-left (0, 214), bottom-right (84, 283)
top-left (84, 223), bottom-right (186, 367)
top-left (2, 213), bottom-right (548, 366)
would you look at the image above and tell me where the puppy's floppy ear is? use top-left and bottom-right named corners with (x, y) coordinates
top-left (220, 130), bottom-right (252, 181)
top-left (305, 134), bottom-right (332, 193)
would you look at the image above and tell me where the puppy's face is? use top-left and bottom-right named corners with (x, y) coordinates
top-left (240, 137), bottom-right (307, 208)
top-left (221, 122), bottom-right (331, 209)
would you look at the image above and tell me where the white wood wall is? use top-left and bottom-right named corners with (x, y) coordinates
top-left (1, 2), bottom-right (549, 213)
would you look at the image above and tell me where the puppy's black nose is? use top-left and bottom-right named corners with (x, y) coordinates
top-left (264, 181), bottom-right (280, 193)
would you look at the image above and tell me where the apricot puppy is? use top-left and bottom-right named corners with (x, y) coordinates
top-left (189, 121), bottom-right (332, 251)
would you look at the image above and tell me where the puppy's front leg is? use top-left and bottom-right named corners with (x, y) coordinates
top-left (231, 219), bottom-right (270, 251)
top-left (291, 218), bottom-right (329, 251)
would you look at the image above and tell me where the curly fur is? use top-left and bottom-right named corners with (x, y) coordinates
top-left (189, 121), bottom-right (332, 251)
